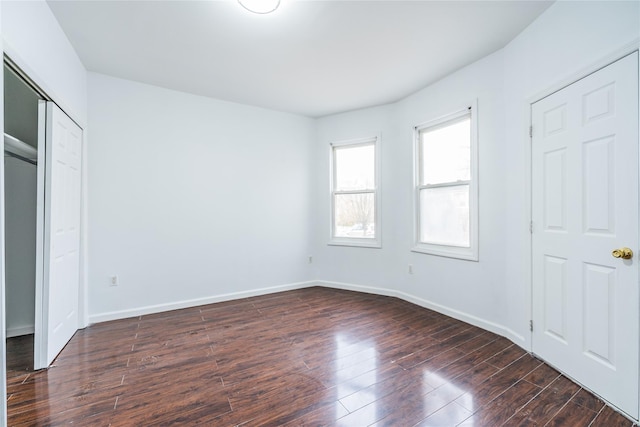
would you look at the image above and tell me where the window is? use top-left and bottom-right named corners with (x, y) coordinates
top-left (414, 103), bottom-right (478, 260)
top-left (330, 136), bottom-right (380, 247)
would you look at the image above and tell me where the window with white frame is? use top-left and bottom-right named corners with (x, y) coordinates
top-left (330, 137), bottom-right (380, 247)
top-left (414, 103), bottom-right (478, 260)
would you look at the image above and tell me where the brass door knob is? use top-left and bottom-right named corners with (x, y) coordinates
top-left (612, 247), bottom-right (633, 260)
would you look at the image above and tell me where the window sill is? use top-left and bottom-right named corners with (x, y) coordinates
top-left (328, 239), bottom-right (382, 249)
top-left (411, 244), bottom-right (478, 261)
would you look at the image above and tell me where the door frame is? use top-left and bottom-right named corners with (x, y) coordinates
top-left (33, 99), bottom-right (46, 369)
top-left (525, 40), bottom-right (640, 420)
top-left (2, 56), bottom-right (88, 370)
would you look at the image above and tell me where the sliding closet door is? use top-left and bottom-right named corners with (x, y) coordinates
top-left (34, 102), bottom-right (82, 369)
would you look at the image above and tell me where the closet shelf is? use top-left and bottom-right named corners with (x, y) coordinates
top-left (4, 133), bottom-right (37, 161)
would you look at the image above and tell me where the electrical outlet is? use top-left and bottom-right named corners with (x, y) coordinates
top-left (408, 264), bottom-right (413, 274)
top-left (110, 275), bottom-right (119, 286)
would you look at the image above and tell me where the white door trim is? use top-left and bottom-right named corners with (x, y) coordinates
top-left (33, 100), bottom-right (47, 369)
top-left (528, 39), bottom-right (640, 106)
top-left (524, 41), bottom-right (640, 421)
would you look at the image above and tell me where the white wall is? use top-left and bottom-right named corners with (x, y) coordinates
top-left (314, 0), bottom-right (639, 346)
top-left (87, 73), bottom-right (316, 321)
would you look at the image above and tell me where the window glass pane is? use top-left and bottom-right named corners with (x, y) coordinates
top-left (335, 144), bottom-right (375, 191)
top-left (333, 193), bottom-right (375, 238)
top-left (419, 185), bottom-right (469, 247)
top-left (421, 115), bottom-right (470, 185)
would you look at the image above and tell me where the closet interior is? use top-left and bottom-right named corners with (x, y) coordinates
top-left (4, 62), bottom-right (42, 375)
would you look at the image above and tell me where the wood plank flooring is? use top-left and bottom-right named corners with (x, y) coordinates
top-left (6, 287), bottom-right (636, 426)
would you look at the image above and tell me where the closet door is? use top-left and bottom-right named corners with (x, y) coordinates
top-left (35, 102), bottom-right (82, 368)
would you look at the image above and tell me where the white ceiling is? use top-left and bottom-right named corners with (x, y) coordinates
top-left (47, 0), bottom-right (552, 117)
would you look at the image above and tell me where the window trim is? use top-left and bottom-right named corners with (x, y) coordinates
top-left (329, 135), bottom-right (381, 248)
top-left (412, 101), bottom-right (478, 261)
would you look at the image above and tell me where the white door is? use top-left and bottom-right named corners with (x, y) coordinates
top-left (532, 52), bottom-right (639, 418)
top-left (34, 102), bottom-right (83, 369)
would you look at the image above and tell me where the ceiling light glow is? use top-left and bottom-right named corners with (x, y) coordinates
top-left (238, 0), bottom-right (280, 14)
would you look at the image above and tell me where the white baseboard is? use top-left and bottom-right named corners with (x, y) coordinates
top-left (88, 278), bottom-right (525, 350)
top-left (315, 280), bottom-right (527, 349)
top-left (88, 280), bottom-right (315, 324)
top-left (6, 325), bottom-right (35, 338)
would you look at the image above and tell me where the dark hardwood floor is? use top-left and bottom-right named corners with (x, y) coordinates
top-left (6, 334), bottom-right (34, 381)
top-left (6, 287), bottom-right (636, 426)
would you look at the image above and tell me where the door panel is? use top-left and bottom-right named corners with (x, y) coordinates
top-left (582, 262), bottom-right (615, 366)
top-left (582, 136), bottom-right (614, 234)
top-left (543, 148), bottom-right (567, 230)
top-left (543, 255), bottom-right (567, 343)
top-left (35, 102), bottom-right (82, 368)
top-left (532, 52), bottom-right (638, 418)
